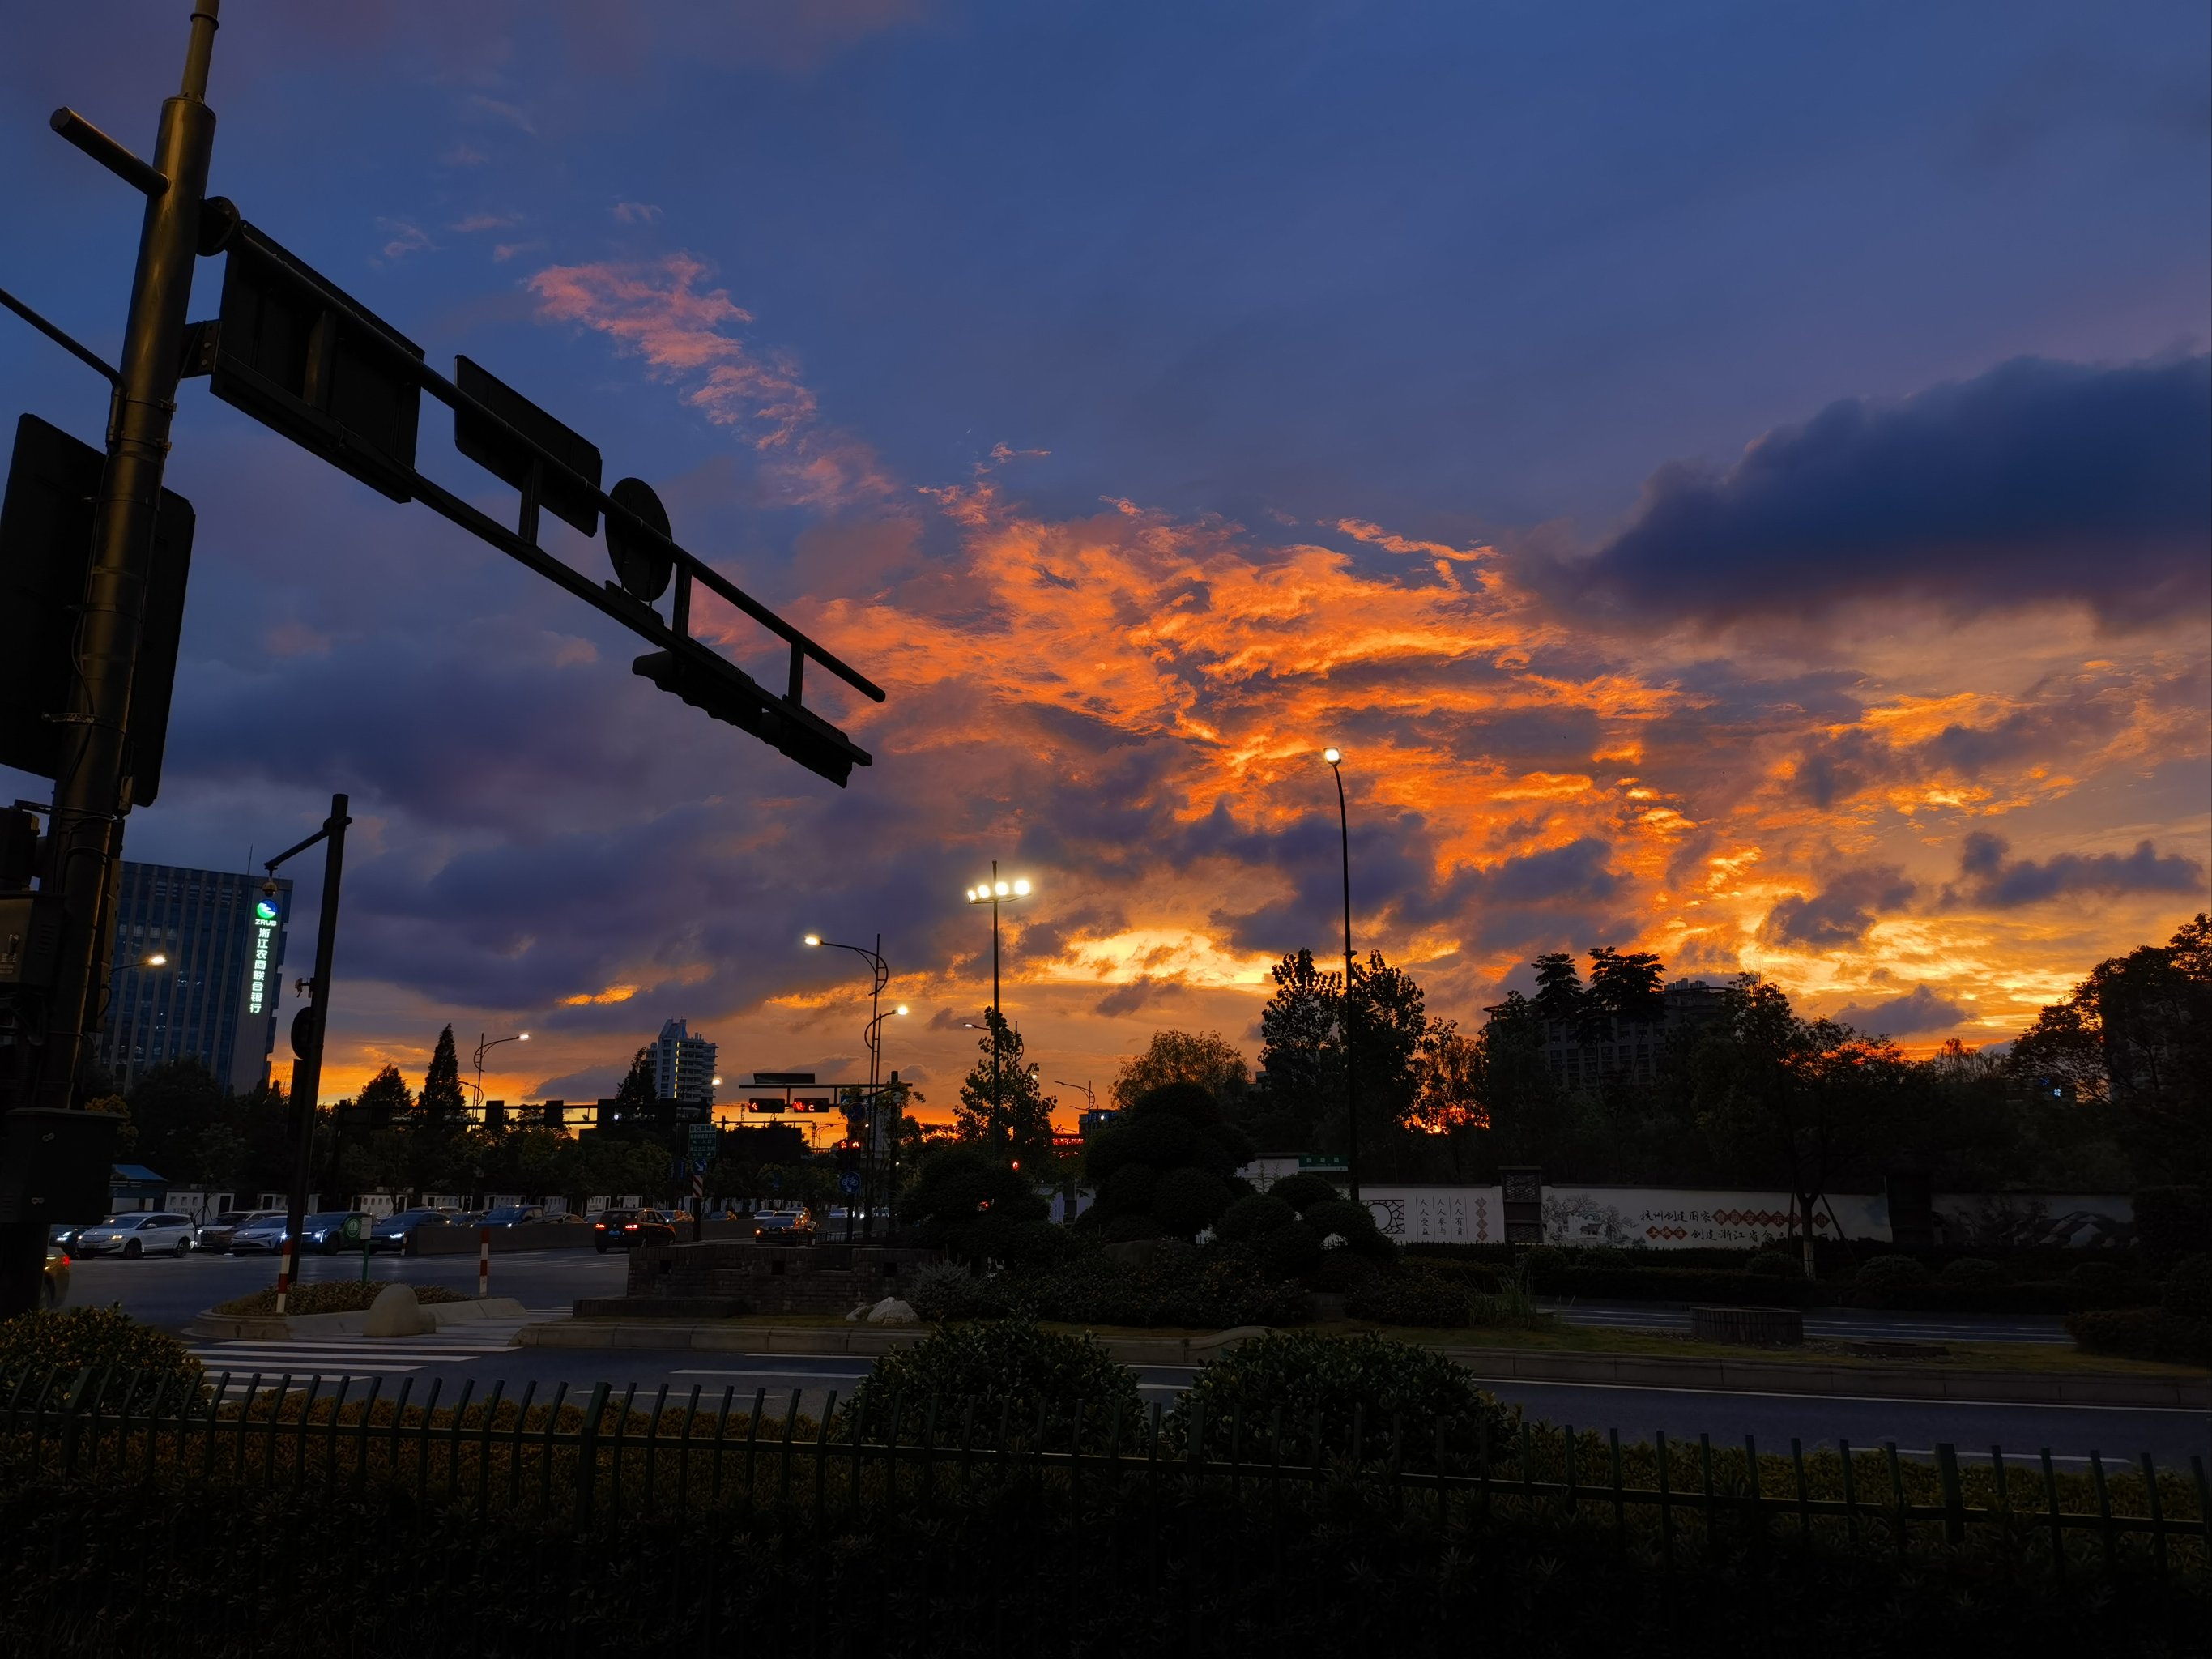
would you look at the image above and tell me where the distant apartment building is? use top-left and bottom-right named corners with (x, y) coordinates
top-left (97, 861), bottom-right (293, 1094)
top-left (1539, 978), bottom-right (1724, 1091)
top-left (653, 1017), bottom-right (718, 1104)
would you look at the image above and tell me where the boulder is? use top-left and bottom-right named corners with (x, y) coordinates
top-left (866, 1297), bottom-right (918, 1325)
top-left (364, 1283), bottom-right (430, 1338)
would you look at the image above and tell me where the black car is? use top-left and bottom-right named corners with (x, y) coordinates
top-left (591, 1209), bottom-right (681, 1252)
top-left (478, 1205), bottom-right (544, 1228)
top-left (368, 1208), bottom-right (459, 1253)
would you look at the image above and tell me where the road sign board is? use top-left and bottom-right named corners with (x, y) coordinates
top-left (839, 1171), bottom-right (862, 1196)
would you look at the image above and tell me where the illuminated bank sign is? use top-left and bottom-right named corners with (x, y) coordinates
top-left (248, 898), bottom-right (279, 1014)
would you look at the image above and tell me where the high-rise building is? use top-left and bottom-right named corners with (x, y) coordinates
top-left (653, 1017), bottom-right (717, 1104)
top-left (97, 861), bottom-right (292, 1094)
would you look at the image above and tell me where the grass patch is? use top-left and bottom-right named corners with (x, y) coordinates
top-left (213, 1282), bottom-right (469, 1318)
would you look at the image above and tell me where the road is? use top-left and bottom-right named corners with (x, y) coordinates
top-left (1549, 1301), bottom-right (2073, 1346)
top-left (63, 1252), bottom-right (2212, 1468)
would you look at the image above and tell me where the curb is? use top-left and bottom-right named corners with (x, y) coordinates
top-left (188, 1297), bottom-right (528, 1342)
top-left (512, 1319), bottom-right (2210, 1408)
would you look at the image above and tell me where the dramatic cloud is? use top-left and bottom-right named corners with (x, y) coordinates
top-left (526, 254), bottom-right (893, 507)
top-left (1565, 354), bottom-right (2211, 629)
top-left (1947, 832), bottom-right (2207, 909)
top-left (1832, 984), bottom-right (1970, 1035)
top-left (1761, 865), bottom-right (1919, 949)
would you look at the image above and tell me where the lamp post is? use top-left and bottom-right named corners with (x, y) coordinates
top-left (805, 933), bottom-right (892, 1237)
top-left (1323, 748), bottom-right (1359, 1201)
top-left (471, 1031), bottom-right (528, 1122)
top-left (962, 863), bottom-right (1033, 1145)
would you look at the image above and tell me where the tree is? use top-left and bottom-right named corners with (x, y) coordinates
top-left (356, 1064), bottom-right (414, 1128)
top-left (1253, 949), bottom-right (1341, 1148)
top-left (420, 1025), bottom-right (467, 1133)
top-left (1348, 950), bottom-right (1430, 1132)
top-left (1110, 1030), bottom-right (1249, 1111)
top-left (953, 1009), bottom-right (1056, 1162)
top-left (613, 1045), bottom-right (656, 1110)
top-left (1531, 952), bottom-right (1583, 1027)
top-left (1585, 947), bottom-right (1666, 1025)
top-left (124, 1059), bottom-right (224, 1178)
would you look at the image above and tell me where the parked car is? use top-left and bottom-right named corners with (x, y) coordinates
top-left (591, 1209), bottom-right (683, 1252)
top-left (478, 1205), bottom-right (544, 1228)
top-left (542, 1210), bottom-right (590, 1226)
top-left (195, 1210), bottom-right (277, 1252)
top-left (230, 1209), bottom-right (369, 1256)
top-left (752, 1209), bottom-right (818, 1247)
top-left (47, 1222), bottom-right (88, 1252)
top-left (368, 1208), bottom-right (459, 1253)
top-left (74, 1213), bottom-right (198, 1258)
top-left (42, 1246), bottom-right (70, 1309)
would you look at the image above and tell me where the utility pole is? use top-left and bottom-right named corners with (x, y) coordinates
top-left (263, 794), bottom-right (347, 1317)
top-left (32, 4), bottom-right (223, 1117)
top-left (1325, 748), bottom-right (1359, 1201)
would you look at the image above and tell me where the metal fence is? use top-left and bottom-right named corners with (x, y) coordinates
top-left (5, 1360), bottom-right (2207, 1588)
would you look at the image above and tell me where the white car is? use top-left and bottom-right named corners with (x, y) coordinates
top-left (74, 1212), bottom-right (198, 1258)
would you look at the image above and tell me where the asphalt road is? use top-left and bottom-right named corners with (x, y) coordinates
top-left (1549, 1301), bottom-right (2073, 1345)
top-left (64, 1252), bottom-right (2212, 1468)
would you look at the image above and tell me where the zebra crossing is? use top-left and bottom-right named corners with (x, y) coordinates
top-left (189, 1311), bottom-right (551, 1392)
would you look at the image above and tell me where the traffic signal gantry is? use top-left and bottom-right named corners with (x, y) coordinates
top-left (0, 1), bottom-right (885, 1318)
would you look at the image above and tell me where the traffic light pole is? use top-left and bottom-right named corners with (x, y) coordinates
top-left (263, 794), bottom-right (347, 1317)
top-left (32, 3), bottom-right (222, 1117)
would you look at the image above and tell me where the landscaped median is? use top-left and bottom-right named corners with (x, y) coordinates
top-left (190, 1282), bottom-right (527, 1343)
top-left (514, 1309), bottom-right (2210, 1406)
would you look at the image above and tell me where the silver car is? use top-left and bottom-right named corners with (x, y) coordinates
top-left (75, 1213), bottom-right (197, 1258)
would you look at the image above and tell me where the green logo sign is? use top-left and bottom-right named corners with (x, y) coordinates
top-left (255, 899), bottom-right (279, 922)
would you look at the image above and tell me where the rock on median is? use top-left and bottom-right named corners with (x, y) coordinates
top-left (365, 1283), bottom-right (431, 1338)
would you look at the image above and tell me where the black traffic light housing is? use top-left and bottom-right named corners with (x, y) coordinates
top-left (632, 646), bottom-right (868, 787)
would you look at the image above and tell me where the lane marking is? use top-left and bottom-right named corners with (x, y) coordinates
top-left (1474, 1376), bottom-right (2208, 1414)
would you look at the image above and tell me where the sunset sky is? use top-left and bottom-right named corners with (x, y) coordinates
top-left (5, 2), bottom-right (2207, 1125)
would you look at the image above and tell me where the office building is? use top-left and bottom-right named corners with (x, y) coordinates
top-left (1538, 978), bottom-right (1723, 1090)
top-left (97, 861), bottom-right (292, 1094)
top-left (653, 1017), bottom-right (717, 1105)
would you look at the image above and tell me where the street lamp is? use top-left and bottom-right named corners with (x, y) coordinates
top-left (805, 932), bottom-right (893, 1237)
top-left (472, 1030), bottom-right (529, 1115)
top-left (1323, 747), bottom-right (1359, 1200)
top-left (963, 862), bottom-right (1035, 1145)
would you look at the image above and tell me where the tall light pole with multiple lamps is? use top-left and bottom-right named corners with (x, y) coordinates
top-left (471, 1030), bottom-right (528, 1120)
top-left (963, 863), bottom-right (1033, 1144)
top-left (1323, 747), bottom-right (1360, 1201)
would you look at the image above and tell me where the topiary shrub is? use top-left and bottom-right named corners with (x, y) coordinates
top-left (2132, 1187), bottom-right (2212, 1260)
top-left (1153, 1169), bottom-right (1233, 1238)
top-left (906, 1145), bottom-right (1051, 1260)
top-left (1259, 1218), bottom-right (1324, 1276)
top-left (2164, 1254), bottom-right (2212, 1319)
top-left (1938, 1257), bottom-right (2005, 1290)
top-left (1852, 1254), bottom-right (1931, 1304)
top-left (1105, 1213), bottom-right (1161, 1243)
top-left (1265, 1172), bottom-right (1342, 1215)
top-left (1166, 1332), bottom-right (1515, 1461)
top-left (2064, 1259), bottom-right (2158, 1309)
top-left (1104, 1162), bottom-right (1158, 1213)
top-left (905, 1261), bottom-right (996, 1322)
top-left (1214, 1193), bottom-right (1294, 1243)
top-left (0, 1307), bottom-right (204, 1411)
top-left (1303, 1198), bottom-right (1394, 1260)
top-left (838, 1321), bottom-right (1140, 1448)
top-left (1346, 1272), bottom-right (1468, 1328)
top-left (2066, 1307), bottom-right (2212, 1368)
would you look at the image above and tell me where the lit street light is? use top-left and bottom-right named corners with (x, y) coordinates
top-left (1323, 746), bottom-right (1360, 1200)
top-left (963, 862), bottom-right (1035, 1145)
top-left (472, 1030), bottom-right (529, 1115)
top-left (804, 932), bottom-right (895, 1237)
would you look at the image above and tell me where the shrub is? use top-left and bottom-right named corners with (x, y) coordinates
top-left (1747, 1252), bottom-right (1803, 1280)
top-left (1939, 1257), bottom-right (2006, 1290)
top-left (840, 1322), bottom-right (1140, 1448)
top-left (905, 1262), bottom-right (995, 1322)
top-left (1519, 1246), bottom-right (1571, 1274)
top-left (1405, 1257), bottom-right (1502, 1294)
top-left (1346, 1273), bottom-right (1468, 1328)
top-left (1004, 1247), bottom-right (1306, 1328)
top-left (1153, 1169), bottom-right (1234, 1238)
top-left (1852, 1254), bottom-right (1932, 1303)
top-left (2133, 1187), bottom-right (2212, 1260)
top-left (1265, 1173), bottom-right (1341, 1215)
top-left (1214, 1193), bottom-right (1294, 1243)
top-left (2065, 1260), bottom-right (2159, 1309)
top-left (1104, 1162), bottom-right (1158, 1212)
top-left (2066, 1307), bottom-right (2212, 1368)
top-left (968, 1216), bottom-right (1082, 1269)
top-left (0, 1307), bottom-right (203, 1411)
top-left (1166, 1332), bottom-right (1515, 1461)
top-left (1105, 1213), bottom-right (1161, 1243)
top-left (213, 1282), bottom-right (468, 1317)
top-left (906, 1145), bottom-right (1049, 1260)
top-left (1259, 1218), bottom-right (1324, 1276)
top-left (1303, 1198), bottom-right (1394, 1260)
top-left (2164, 1255), bottom-right (2212, 1319)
